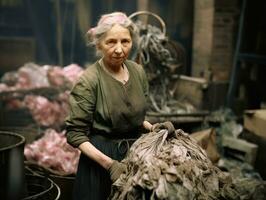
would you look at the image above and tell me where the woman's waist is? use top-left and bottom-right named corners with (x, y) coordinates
top-left (90, 128), bottom-right (140, 140)
top-left (89, 130), bottom-right (139, 154)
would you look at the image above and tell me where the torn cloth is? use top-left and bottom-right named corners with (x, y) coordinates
top-left (109, 129), bottom-right (238, 200)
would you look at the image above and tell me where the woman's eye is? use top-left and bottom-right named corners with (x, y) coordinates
top-left (107, 40), bottom-right (116, 45)
top-left (122, 39), bottom-right (130, 44)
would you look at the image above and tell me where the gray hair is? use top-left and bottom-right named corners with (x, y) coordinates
top-left (86, 12), bottom-right (139, 56)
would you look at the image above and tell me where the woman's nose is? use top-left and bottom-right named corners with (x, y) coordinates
top-left (114, 43), bottom-right (122, 54)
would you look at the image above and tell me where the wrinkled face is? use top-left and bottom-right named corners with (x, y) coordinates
top-left (98, 24), bottom-right (132, 68)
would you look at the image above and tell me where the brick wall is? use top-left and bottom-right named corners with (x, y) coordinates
top-left (192, 0), bottom-right (240, 81)
top-left (210, 0), bottom-right (240, 81)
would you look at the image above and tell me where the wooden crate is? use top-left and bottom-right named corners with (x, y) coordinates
top-left (172, 75), bottom-right (208, 110)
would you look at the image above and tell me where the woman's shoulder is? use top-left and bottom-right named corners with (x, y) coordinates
top-left (73, 61), bottom-right (100, 91)
top-left (79, 61), bottom-right (100, 84)
top-left (125, 60), bottom-right (147, 78)
top-left (125, 60), bottom-right (144, 73)
top-left (125, 59), bottom-right (141, 68)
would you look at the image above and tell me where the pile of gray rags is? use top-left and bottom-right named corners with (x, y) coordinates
top-left (109, 128), bottom-right (241, 200)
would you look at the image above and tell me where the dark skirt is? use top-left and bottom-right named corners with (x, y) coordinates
top-left (72, 135), bottom-right (136, 200)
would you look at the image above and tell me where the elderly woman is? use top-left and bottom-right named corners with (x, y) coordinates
top-left (65, 12), bottom-right (153, 200)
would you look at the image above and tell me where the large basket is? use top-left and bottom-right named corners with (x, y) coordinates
top-left (0, 86), bottom-right (65, 101)
top-left (0, 86), bottom-right (67, 128)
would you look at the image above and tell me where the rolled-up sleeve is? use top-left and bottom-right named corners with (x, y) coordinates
top-left (65, 76), bottom-right (96, 148)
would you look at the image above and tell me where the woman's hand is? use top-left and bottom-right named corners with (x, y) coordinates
top-left (143, 120), bottom-right (175, 134)
top-left (108, 160), bottom-right (127, 182)
top-left (151, 121), bottom-right (175, 135)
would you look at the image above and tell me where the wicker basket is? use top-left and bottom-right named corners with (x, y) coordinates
top-left (0, 86), bottom-right (67, 128)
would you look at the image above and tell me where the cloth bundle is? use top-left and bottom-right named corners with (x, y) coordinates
top-left (109, 128), bottom-right (239, 200)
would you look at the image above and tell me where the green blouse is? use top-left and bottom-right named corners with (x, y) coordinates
top-left (65, 60), bottom-right (149, 147)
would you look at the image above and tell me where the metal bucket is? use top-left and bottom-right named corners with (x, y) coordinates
top-left (0, 131), bottom-right (26, 200)
top-left (25, 162), bottom-right (73, 200)
top-left (22, 174), bottom-right (60, 200)
top-left (49, 174), bottom-right (74, 200)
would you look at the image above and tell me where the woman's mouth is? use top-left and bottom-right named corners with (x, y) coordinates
top-left (113, 57), bottom-right (123, 60)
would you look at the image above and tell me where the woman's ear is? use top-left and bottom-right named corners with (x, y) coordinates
top-left (96, 43), bottom-right (101, 50)
top-left (95, 44), bottom-right (103, 57)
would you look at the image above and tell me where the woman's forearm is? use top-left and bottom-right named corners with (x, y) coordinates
top-left (78, 121), bottom-right (153, 170)
top-left (78, 141), bottom-right (113, 170)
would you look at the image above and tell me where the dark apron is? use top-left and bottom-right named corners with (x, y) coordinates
top-left (72, 132), bottom-right (138, 200)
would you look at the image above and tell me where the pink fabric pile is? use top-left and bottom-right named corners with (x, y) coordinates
top-left (24, 129), bottom-right (80, 175)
